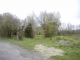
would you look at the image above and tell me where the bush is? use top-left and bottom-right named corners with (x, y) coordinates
top-left (24, 23), bottom-right (34, 38)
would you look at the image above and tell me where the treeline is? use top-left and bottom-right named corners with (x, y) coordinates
top-left (58, 23), bottom-right (80, 36)
top-left (0, 13), bottom-right (20, 38)
top-left (0, 13), bottom-right (34, 39)
top-left (0, 12), bottom-right (80, 40)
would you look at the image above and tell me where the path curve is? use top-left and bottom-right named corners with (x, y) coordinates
top-left (0, 40), bottom-right (44, 60)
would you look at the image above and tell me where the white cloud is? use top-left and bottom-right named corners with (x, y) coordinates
top-left (0, 0), bottom-right (79, 25)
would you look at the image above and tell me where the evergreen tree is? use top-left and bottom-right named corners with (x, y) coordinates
top-left (24, 23), bottom-right (34, 38)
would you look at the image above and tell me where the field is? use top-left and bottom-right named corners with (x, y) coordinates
top-left (0, 35), bottom-right (80, 60)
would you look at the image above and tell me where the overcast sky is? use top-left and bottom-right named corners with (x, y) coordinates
top-left (0, 0), bottom-right (80, 25)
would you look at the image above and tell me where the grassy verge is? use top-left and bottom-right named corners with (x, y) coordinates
top-left (51, 36), bottom-right (80, 60)
top-left (0, 35), bottom-right (80, 60)
top-left (0, 36), bottom-right (54, 50)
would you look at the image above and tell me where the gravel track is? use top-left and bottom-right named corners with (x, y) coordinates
top-left (0, 40), bottom-right (44, 60)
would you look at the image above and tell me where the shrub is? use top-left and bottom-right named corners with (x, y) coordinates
top-left (24, 23), bottom-right (34, 38)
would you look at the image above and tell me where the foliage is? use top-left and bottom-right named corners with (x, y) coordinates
top-left (24, 23), bottom-right (34, 38)
top-left (38, 11), bottom-right (61, 38)
top-left (58, 23), bottom-right (80, 36)
top-left (0, 13), bottom-right (20, 38)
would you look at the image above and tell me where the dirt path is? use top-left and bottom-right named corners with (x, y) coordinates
top-left (0, 40), bottom-right (44, 60)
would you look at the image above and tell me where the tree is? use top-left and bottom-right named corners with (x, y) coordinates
top-left (24, 23), bottom-right (34, 38)
top-left (38, 11), bottom-right (61, 38)
top-left (0, 13), bottom-right (20, 38)
top-left (58, 23), bottom-right (76, 36)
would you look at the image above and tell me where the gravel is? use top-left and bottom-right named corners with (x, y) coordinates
top-left (34, 44), bottom-right (64, 60)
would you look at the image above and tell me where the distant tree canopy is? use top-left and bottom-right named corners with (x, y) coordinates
top-left (0, 12), bottom-right (79, 39)
top-left (58, 23), bottom-right (80, 36)
top-left (0, 12), bottom-right (61, 39)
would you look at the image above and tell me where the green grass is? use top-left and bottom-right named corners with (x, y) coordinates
top-left (0, 35), bottom-right (80, 60)
top-left (51, 49), bottom-right (80, 60)
top-left (51, 36), bottom-right (80, 60)
top-left (0, 36), bottom-right (54, 50)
